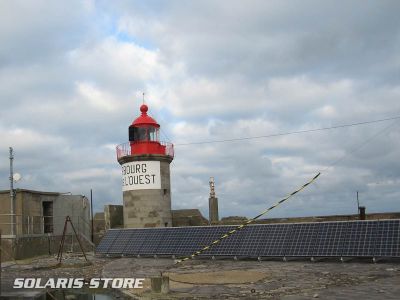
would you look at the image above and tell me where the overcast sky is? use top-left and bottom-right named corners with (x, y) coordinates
top-left (0, 0), bottom-right (399, 219)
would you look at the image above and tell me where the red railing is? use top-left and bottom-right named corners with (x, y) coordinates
top-left (116, 141), bottom-right (174, 160)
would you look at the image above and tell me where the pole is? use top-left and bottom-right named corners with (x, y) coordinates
top-left (9, 147), bottom-right (15, 236)
top-left (90, 189), bottom-right (94, 243)
top-left (356, 191), bottom-right (360, 212)
top-left (0, 230), bottom-right (2, 296)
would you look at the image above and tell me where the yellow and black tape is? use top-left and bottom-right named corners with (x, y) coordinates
top-left (176, 172), bottom-right (321, 263)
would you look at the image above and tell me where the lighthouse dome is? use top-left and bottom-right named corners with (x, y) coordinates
top-left (131, 104), bottom-right (160, 127)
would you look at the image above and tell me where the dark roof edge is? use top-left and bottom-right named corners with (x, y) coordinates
top-left (0, 188), bottom-right (61, 196)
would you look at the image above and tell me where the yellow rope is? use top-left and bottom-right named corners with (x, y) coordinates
top-left (176, 172), bottom-right (321, 263)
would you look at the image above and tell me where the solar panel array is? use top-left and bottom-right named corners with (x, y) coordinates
top-left (96, 220), bottom-right (400, 259)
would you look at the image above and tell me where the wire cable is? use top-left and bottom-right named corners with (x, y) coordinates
top-left (173, 118), bottom-right (400, 264)
top-left (322, 118), bottom-right (400, 172)
top-left (175, 115), bottom-right (400, 146)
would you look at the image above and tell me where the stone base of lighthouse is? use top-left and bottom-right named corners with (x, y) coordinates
top-left (119, 154), bottom-right (173, 228)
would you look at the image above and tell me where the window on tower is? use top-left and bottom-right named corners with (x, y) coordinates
top-left (129, 126), bottom-right (159, 142)
top-left (148, 127), bottom-right (158, 141)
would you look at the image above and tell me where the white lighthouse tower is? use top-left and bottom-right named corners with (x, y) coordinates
top-left (116, 104), bottom-right (174, 228)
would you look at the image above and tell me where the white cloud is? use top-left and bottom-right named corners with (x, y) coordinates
top-left (76, 82), bottom-right (120, 112)
top-left (0, 1), bottom-right (399, 218)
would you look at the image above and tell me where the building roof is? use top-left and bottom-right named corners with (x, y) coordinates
top-left (0, 188), bottom-right (61, 196)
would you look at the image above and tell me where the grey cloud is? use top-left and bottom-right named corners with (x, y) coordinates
top-left (114, 1), bottom-right (400, 81)
top-left (1, 1), bottom-right (399, 218)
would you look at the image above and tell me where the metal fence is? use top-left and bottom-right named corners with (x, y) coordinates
top-left (116, 141), bottom-right (174, 160)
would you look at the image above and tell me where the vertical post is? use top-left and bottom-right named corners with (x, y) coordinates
top-left (9, 147), bottom-right (15, 236)
top-left (0, 230), bottom-right (2, 296)
top-left (90, 189), bottom-right (94, 243)
top-left (356, 191), bottom-right (360, 213)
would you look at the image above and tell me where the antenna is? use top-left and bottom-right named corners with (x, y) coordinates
top-left (13, 173), bottom-right (22, 182)
top-left (9, 147), bottom-right (15, 236)
top-left (142, 92), bottom-right (145, 105)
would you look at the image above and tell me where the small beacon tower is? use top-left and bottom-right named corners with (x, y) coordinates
top-left (116, 104), bottom-right (174, 228)
top-left (209, 177), bottom-right (219, 224)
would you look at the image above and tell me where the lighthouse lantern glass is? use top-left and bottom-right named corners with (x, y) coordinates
top-left (130, 125), bottom-right (159, 142)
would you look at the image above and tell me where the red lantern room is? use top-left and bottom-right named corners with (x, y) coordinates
top-left (116, 104), bottom-right (174, 160)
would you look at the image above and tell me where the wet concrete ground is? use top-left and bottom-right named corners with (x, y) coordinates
top-left (1, 254), bottom-right (399, 299)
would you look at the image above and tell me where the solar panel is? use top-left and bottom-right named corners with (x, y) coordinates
top-left (234, 225), bottom-right (268, 258)
top-left (96, 229), bottom-right (121, 254)
top-left (258, 223), bottom-right (292, 257)
top-left (200, 226), bottom-right (243, 257)
top-left (97, 220), bottom-right (400, 260)
top-left (152, 227), bottom-right (179, 256)
top-left (122, 228), bottom-right (149, 256)
top-left (341, 220), bottom-right (379, 257)
top-left (107, 229), bottom-right (134, 254)
top-left (312, 221), bottom-right (348, 257)
top-left (375, 220), bottom-right (400, 257)
top-left (284, 223), bottom-right (319, 257)
top-left (172, 226), bottom-right (230, 258)
top-left (138, 228), bottom-right (167, 256)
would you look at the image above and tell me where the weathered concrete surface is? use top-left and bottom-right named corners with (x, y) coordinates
top-left (0, 254), bottom-right (130, 299)
top-left (104, 204), bottom-right (124, 229)
top-left (103, 258), bottom-right (400, 299)
top-left (2, 256), bottom-right (399, 299)
top-left (209, 197), bottom-right (219, 224)
top-left (121, 154), bottom-right (173, 228)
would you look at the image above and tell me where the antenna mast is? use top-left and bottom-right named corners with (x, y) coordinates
top-left (9, 147), bottom-right (15, 236)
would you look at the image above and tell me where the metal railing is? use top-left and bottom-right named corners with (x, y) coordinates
top-left (116, 141), bottom-right (174, 160)
top-left (0, 214), bottom-right (91, 239)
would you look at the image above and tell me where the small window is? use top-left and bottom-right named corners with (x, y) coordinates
top-left (42, 201), bottom-right (53, 234)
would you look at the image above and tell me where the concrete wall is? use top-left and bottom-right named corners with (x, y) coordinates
top-left (53, 195), bottom-right (90, 237)
top-left (172, 209), bottom-right (209, 227)
top-left (119, 154), bottom-right (173, 228)
top-left (104, 205), bottom-right (123, 229)
top-left (0, 190), bottom-right (59, 235)
top-left (93, 212), bottom-right (105, 233)
top-left (1, 235), bottom-right (93, 262)
top-left (0, 189), bottom-right (91, 261)
top-left (218, 212), bottom-right (400, 225)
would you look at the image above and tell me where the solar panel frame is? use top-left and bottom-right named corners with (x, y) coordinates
top-left (97, 219), bottom-right (400, 259)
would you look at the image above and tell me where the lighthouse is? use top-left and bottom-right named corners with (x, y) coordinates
top-left (116, 104), bottom-right (174, 228)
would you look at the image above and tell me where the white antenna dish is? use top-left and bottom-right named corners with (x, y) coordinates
top-left (13, 173), bottom-right (22, 182)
